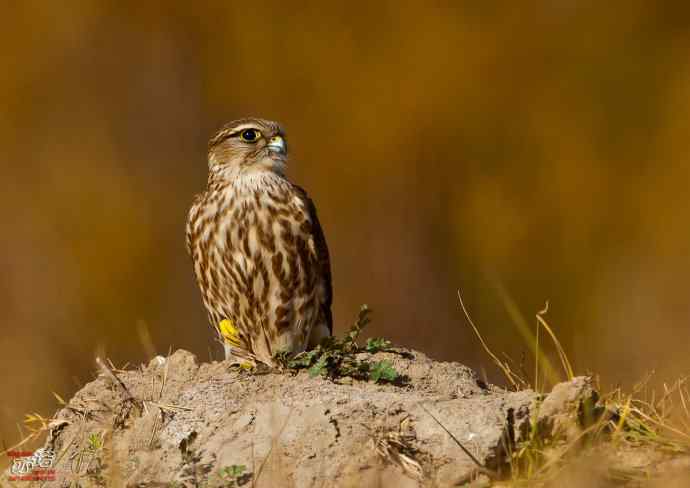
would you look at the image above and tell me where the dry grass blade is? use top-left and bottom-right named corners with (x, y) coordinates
top-left (490, 279), bottom-right (563, 387)
top-left (159, 354), bottom-right (169, 401)
top-left (146, 401), bottom-right (192, 412)
top-left (148, 412), bottom-right (161, 450)
top-left (655, 377), bottom-right (687, 412)
top-left (679, 387), bottom-right (690, 423)
top-left (536, 304), bottom-right (574, 381)
top-left (52, 391), bottom-right (67, 406)
top-left (419, 403), bottom-right (498, 480)
top-left (457, 289), bottom-right (526, 390)
top-left (0, 418), bottom-right (50, 457)
top-left (630, 407), bottom-right (690, 444)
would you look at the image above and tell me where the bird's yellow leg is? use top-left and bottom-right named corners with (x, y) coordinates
top-left (218, 319), bottom-right (253, 369)
top-left (218, 319), bottom-right (241, 347)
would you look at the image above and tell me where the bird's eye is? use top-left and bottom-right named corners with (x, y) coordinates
top-left (239, 129), bottom-right (260, 142)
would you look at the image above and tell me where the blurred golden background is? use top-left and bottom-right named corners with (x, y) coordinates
top-left (3, 2), bottom-right (690, 447)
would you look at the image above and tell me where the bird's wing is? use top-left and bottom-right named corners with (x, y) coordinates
top-left (185, 192), bottom-right (205, 256)
top-left (293, 184), bottom-right (333, 334)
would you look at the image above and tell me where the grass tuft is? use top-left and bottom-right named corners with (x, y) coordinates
top-left (458, 288), bottom-right (690, 485)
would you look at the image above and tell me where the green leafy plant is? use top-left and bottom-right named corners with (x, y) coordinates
top-left (281, 305), bottom-right (402, 384)
top-left (87, 432), bottom-right (103, 451)
top-left (217, 464), bottom-right (249, 486)
top-left (366, 337), bottom-right (392, 353)
top-left (369, 360), bottom-right (399, 383)
top-left (219, 464), bottom-right (246, 478)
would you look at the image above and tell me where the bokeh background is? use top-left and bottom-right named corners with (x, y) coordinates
top-left (3, 2), bottom-right (690, 448)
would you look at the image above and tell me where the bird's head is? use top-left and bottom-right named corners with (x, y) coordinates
top-left (207, 118), bottom-right (287, 177)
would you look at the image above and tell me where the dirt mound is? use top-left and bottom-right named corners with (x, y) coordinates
top-left (2, 349), bottom-right (665, 487)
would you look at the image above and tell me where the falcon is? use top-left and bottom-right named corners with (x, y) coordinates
top-left (186, 118), bottom-right (332, 365)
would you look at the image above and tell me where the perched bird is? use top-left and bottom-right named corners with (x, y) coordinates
top-left (186, 118), bottom-right (332, 365)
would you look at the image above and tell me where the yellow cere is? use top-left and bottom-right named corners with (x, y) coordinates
top-left (219, 319), bottom-right (241, 347)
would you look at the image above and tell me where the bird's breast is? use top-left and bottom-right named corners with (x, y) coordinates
top-left (195, 183), bottom-right (313, 282)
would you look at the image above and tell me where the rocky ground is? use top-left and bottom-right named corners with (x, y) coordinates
top-left (4, 349), bottom-right (690, 487)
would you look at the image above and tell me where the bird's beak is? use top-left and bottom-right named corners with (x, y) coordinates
top-left (267, 135), bottom-right (287, 156)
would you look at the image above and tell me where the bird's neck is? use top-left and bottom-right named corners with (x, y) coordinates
top-left (208, 165), bottom-right (289, 194)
